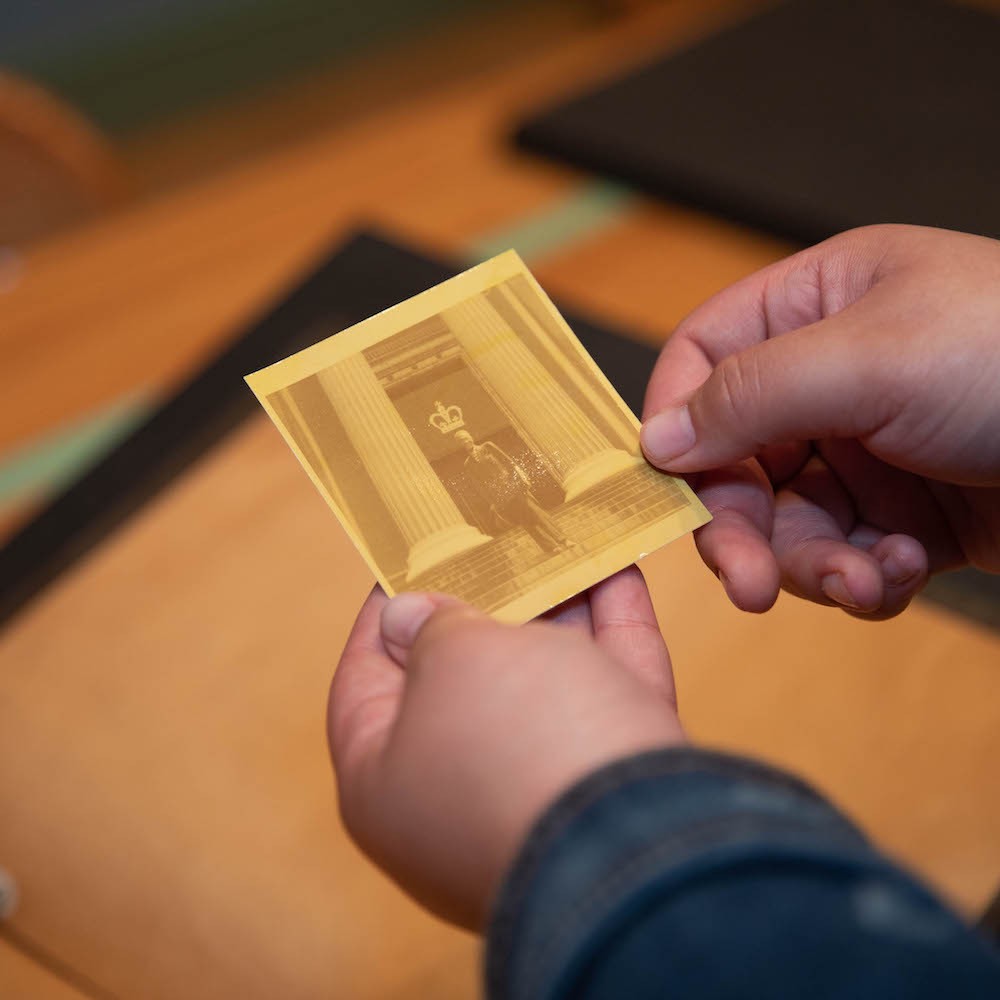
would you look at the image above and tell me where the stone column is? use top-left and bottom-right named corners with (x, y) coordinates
top-left (279, 388), bottom-right (359, 537)
top-left (491, 282), bottom-right (638, 452)
top-left (442, 296), bottom-right (639, 500)
top-left (318, 356), bottom-right (490, 580)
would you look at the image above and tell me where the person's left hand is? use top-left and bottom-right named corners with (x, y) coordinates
top-left (328, 567), bottom-right (685, 930)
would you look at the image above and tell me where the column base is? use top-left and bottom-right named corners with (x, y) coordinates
top-left (406, 523), bottom-right (492, 581)
top-left (562, 449), bottom-right (643, 501)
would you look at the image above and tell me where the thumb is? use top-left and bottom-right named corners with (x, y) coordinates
top-left (640, 318), bottom-right (892, 473)
top-left (379, 591), bottom-right (486, 668)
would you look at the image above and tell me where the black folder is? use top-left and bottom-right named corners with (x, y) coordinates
top-left (0, 231), bottom-right (658, 625)
top-left (516, 0), bottom-right (1000, 245)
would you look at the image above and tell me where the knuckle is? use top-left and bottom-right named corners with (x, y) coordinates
top-left (332, 732), bottom-right (391, 850)
top-left (336, 768), bottom-right (372, 847)
top-left (595, 616), bottom-right (663, 644)
top-left (712, 353), bottom-right (760, 424)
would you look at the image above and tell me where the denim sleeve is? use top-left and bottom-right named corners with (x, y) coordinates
top-left (485, 747), bottom-right (1000, 1000)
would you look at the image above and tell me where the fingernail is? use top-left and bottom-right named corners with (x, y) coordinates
top-left (381, 593), bottom-right (436, 648)
top-left (641, 407), bottom-right (696, 466)
top-left (820, 573), bottom-right (861, 610)
top-left (877, 551), bottom-right (919, 587)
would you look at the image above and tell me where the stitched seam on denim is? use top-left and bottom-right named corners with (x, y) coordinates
top-left (507, 813), bottom-right (872, 1000)
top-left (487, 747), bottom-right (854, 995)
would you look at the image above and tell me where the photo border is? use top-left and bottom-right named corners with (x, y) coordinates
top-left (246, 250), bottom-right (709, 620)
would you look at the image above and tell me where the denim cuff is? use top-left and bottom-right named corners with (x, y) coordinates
top-left (485, 746), bottom-right (875, 1000)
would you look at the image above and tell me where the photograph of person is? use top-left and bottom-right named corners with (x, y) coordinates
top-left (248, 251), bottom-right (708, 621)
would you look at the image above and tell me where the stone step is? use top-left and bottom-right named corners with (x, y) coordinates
top-left (409, 468), bottom-right (691, 612)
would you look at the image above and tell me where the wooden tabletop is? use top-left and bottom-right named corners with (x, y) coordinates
top-left (1, 3), bottom-right (998, 996)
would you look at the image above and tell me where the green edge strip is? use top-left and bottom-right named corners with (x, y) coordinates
top-left (0, 394), bottom-right (154, 506)
top-left (0, 180), bottom-right (633, 508)
top-left (468, 180), bottom-right (634, 263)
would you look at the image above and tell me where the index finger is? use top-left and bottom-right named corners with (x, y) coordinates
top-left (589, 566), bottom-right (676, 705)
top-left (642, 229), bottom-right (885, 418)
top-left (327, 585), bottom-right (404, 780)
top-left (642, 254), bottom-right (809, 418)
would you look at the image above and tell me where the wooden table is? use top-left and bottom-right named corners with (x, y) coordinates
top-left (1, 3), bottom-right (998, 996)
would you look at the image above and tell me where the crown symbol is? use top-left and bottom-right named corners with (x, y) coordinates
top-left (429, 400), bottom-right (465, 434)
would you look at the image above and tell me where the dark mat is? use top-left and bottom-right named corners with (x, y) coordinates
top-left (0, 230), bottom-right (659, 626)
top-left (515, 0), bottom-right (1000, 245)
top-left (2, 227), bottom-right (995, 634)
top-left (1, 229), bottom-right (996, 632)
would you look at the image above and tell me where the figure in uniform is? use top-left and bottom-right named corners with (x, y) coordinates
top-left (454, 430), bottom-right (571, 555)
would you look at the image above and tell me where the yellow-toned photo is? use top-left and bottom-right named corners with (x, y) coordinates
top-left (247, 251), bottom-right (709, 622)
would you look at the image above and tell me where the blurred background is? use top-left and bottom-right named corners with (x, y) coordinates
top-left (0, 0), bottom-right (598, 229)
top-left (0, 1), bottom-right (998, 997)
top-left (0, 0), bottom-right (628, 540)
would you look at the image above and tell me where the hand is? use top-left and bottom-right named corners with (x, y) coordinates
top-left (641, 224), bottom-right (1000, 619)
top-left (327, 567), bottom-right (684, 929)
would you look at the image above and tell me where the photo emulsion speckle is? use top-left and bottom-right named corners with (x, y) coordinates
top-left (247, 252), bottom-right (709, 621)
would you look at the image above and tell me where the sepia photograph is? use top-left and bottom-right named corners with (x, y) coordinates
top-left (247, 251), bottom-right (709, 621)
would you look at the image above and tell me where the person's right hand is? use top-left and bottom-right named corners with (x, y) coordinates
top-left (640, 225), bottom-right (1000, 619)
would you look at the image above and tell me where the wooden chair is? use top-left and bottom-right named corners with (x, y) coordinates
top-left (0, 71), bottom-right (124, 246)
